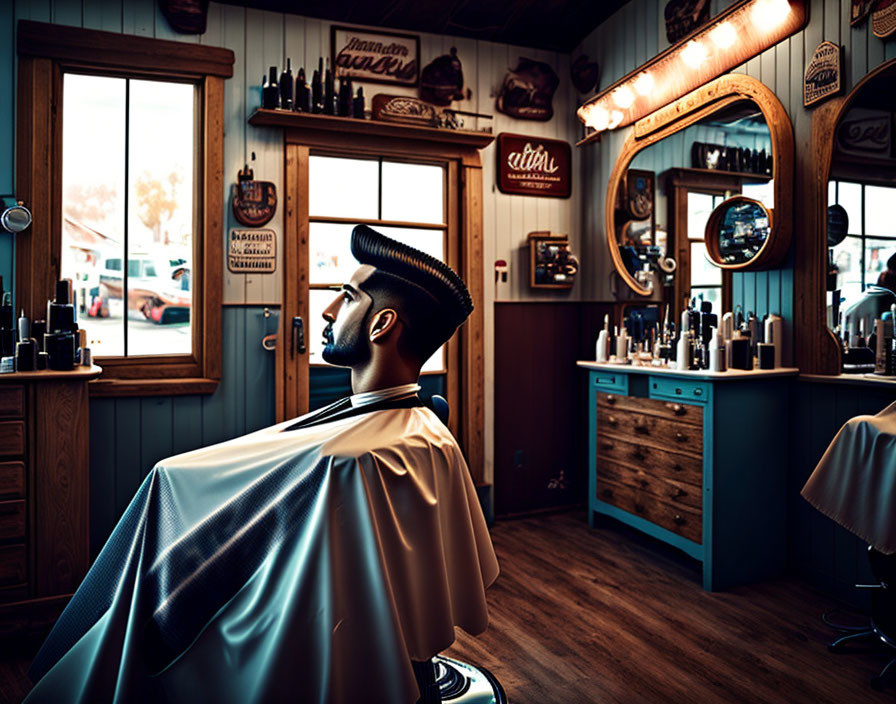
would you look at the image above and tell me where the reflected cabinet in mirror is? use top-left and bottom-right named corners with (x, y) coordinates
top-left (806, 59), bottom-right (896, 375)
top-left (605, 74), bottom-right (794, 321)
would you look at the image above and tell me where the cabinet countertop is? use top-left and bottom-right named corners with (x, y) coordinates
top-left (576, 361), bottom-right (799, 381)
top-left (0, 365), bottom-right (102, 382)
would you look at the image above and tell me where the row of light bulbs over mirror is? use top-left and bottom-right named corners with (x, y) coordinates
top-left (580, 0), bottom-right (792, 133)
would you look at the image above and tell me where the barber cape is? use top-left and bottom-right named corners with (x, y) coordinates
top-left (25, 394), bottom-right (499, 704)
top-left (802, 399), bottom-right (896, 555)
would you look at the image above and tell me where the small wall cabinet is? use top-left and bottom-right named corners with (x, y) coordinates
top-left (580, 363), bottom-right (796, 591)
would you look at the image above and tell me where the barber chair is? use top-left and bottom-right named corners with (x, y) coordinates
top-left (825, 547), bottom-right (896, 691)
top-left (413, 396), bottom-right (507, 704)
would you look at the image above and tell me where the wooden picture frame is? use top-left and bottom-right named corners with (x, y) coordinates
top-left (528, 232), bottom-right (577, 289)
top-left (330, 25), bottom-right (419, 87)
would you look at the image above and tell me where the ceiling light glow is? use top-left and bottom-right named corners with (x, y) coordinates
top-left (613, 85), bottom-right (635, 109)
top-left (634, 72), bottom-right (654, 96)
top-left (608, 110), bottom-right (624, 129)
top-left (752, 0), bottom-right (791, 28)
top-left (710, 21), bottom-right (737, 49)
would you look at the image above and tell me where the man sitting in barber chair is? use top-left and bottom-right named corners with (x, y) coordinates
top-left (25, 225), bottom-right (500, 704)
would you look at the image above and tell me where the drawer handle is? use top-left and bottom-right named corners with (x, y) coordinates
top-left (639, 479), bottom-right (649, 488)
top-left (600, 441), bottom-right (614, 451)
top-left (675, 432), bottom-right (687, 443)
top-left (673, 464), bottom-right (684, 473)
top-left (632, 449), bottom-right (647, 461)
top-left (634, 423), bottom-right (650, 435)
top-left (666, 403), bottom-right (685, 415)
top-left (675, 388), bottom-right (683, 395)
top-left (694, 388), bottom-right (703, 396)
top-left (605, 395), bottom-right (617, 405)
top-left (601, 488), bottom-right (614, 499)
top-left (672, 488), bottom-right (687, 499)
top-left (673, 514), bottom-right (686, 525)
top-left (634, 503), bottom-right (645, 513)
top-left (606, 416), bottom-right (618, 427)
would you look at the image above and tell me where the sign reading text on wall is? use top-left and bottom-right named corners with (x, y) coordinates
top-left (228, 229), bottom-right (276, 274)
top-left (331, 26), bottom-right (419, 86)
top-left (496, 133), bottom-right (571, 198)
top-left (804, 41), bottom-right (842, 107)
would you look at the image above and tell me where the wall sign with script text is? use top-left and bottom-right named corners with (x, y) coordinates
top-left (496, 133), bottom-right (571, 198)
top-left (804, 41), bottom-right (842, 107)
top-left (228, 229), bottom-right (276, 274)
top-left (331, 26), bottom-right (419, 86)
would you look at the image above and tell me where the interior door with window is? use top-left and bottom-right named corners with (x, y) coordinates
top-left (279, 149), bottom-right (460, 436)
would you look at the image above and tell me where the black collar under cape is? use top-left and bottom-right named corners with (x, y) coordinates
top-left (283, 394), bottom-right (425, 431)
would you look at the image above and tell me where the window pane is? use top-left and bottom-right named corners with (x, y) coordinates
top-left (832, 236), bottom-right (863, 307)
top-left (866, 238), bottom-right (896, 287)
top-left (373, 226), bottom-right (445, 262)
top-left (835, 181), bottom-right (862, 235)
top-left (690, 242), bottom-right (722, 287)
top-left (741, 179), bottom-right (773, 209)
top-left (128, 79), bottom-right (195, 355)
top-left (687, 193), bottom-right (716, 241)
top-left (61, 74), bottom-right (127, 357)
top-left (381, 161), bottom-right (445, 224)
top-left (865, 185), bottom-right (896, 237)
top-left (689, 286), bottom-right (721, 311)
top-left (309, 156), bottom-right (379, 218)
top-left (309, 222), bottom-right (356, 285)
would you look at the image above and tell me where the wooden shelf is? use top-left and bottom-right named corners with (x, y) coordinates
top-left (0, 364), bottom-right (102, 382)
top-left (249, 108), bottom-right (495, 150)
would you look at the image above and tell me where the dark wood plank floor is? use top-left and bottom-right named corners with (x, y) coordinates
top-left (444, 512), bottom-right (895, 704)
top-left (2, 511), bottom-right (893, 703)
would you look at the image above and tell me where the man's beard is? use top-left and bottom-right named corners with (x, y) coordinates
top-left (321, 317), bottom-right (370, 367)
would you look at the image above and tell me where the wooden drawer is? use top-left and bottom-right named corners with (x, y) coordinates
top-left (0, 422), bottom-right (24, 458)
top-left (596, 476), bottom-right (702, 544)
top-left (0, 500), bottom-right (25, 541)
top-left (596, 457), bottom-right (701, 510)
top-left (591, 370), bottom-right (628, 394)
top-left (0, 544), bottom-right (26, 587)
top-left (596, 434), bottom-right (702, 488)
top-left (0, 462), bottom-right (24, 499)
top-left (597, 408), bottom-right (702, 456)
top-left (597, 393), bottom-right (702, 428)
top-left (0, 387), bottom-right (24, 418)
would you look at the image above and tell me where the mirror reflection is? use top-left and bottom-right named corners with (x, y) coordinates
top-left (710, 197), bottom-right (771, 265)
top-left (616, 98), bottom-right (773, 317)
top-left (826, 70), bottom-right (896, 372)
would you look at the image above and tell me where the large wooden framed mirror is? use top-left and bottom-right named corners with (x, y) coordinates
top-left (605, 74), bottom-right (793, 324)
top-left (803, 58), bottom-right (896, 375)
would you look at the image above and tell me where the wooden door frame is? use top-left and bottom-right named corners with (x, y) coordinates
top-left (273, 122), bottom-right (491, 484)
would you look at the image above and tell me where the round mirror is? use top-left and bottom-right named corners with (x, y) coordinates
top-left (1, 204), bottom-right (32, 233)
top-left (704, 196), bottom-right (772, 267)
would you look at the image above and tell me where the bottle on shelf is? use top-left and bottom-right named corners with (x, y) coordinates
top-left (262, 67), bottom-right (279, 110)
top-left (279, 58), bottom-right (294, 110)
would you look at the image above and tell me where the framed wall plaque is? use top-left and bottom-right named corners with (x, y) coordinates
top-left (496, 133), bottom-right (571, 198)
top-left (851, 0), bottom-right (874, 26)
top-left (331, 26), bottom-right (419, 87)
top-left (804, 41), bottom-right (842, 107)
top-left (228, 228), bottom-right (276, 274)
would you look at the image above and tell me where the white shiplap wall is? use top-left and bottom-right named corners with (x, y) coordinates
top-left (6, 0), bottom-right (582, 485)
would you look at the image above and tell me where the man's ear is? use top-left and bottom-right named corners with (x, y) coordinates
top-left (368, 309), bottom-right (400, 343)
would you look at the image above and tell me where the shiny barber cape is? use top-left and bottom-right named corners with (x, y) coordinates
top-left (25, 399), bottom-right (499, 704)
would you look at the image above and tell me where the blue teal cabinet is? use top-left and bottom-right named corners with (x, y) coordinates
top-left (580, 363), bottom-right (796, 591)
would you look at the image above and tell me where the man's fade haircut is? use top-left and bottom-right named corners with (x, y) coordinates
top-left (350, 224), bottom-right (474, 363)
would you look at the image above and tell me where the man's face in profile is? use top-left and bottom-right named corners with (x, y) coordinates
top-left (321, 265), bottom-right (375, 367)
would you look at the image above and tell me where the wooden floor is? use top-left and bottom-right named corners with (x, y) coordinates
top-left (2, 511), bottom-right (893, 703)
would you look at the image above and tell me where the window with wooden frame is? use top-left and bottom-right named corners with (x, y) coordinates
top-left (15, 21), bottom-right (233, 396)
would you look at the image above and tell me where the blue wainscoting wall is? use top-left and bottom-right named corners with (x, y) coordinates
top-left (88, 305), bottom-right (278, 555)
top-left (790, 380), bottom-right (896, 609)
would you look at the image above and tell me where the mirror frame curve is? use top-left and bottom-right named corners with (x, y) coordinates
top-left (605, 73), bottom-right (794, 296)
top-left (801, 58), bottom-right (896, 376)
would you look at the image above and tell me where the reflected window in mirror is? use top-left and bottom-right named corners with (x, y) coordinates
top-left (687, 193), bottom-right (724, 309)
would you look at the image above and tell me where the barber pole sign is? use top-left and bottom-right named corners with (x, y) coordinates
top-left (496, 133), bottom-right (571, 198)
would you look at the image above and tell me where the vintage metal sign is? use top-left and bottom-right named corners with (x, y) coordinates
top-left (228, 228), bottom-right (276, 274)
top-left (496, 133), bottom-right (571, 198)
top-left (804, 41), bottom-right (842, 107)
top-left (232, 165), bottom-right (276, 227)
top-left (331, 26), bottom-right (419, 86)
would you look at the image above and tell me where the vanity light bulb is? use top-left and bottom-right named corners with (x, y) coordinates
top-left (752, 0), bottom-right (791, 28)
top-left (681, 40), bottom-right (708, 69)
top-left (613, 85), bottom-right (635, 109)
top-left (634, 72), bottom-right (654, 96)
top-left (710, 21), bottom-right (737, 49)
top-left (591, 105), bottom-right (610, 131)
top-left (608, 110), bottom-right (624, 129)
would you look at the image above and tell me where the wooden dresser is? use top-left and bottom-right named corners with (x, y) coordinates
top-left (580, 363), bottom-right (797, 591)
top-left (0, 366), bottom-right (101, 636)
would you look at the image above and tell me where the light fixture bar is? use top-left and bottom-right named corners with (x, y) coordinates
top-left (576, 0), bottom-right (808, 145)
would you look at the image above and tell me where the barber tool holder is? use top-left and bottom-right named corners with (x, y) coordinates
top-left (825, 546), bottom-right (896, 691)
